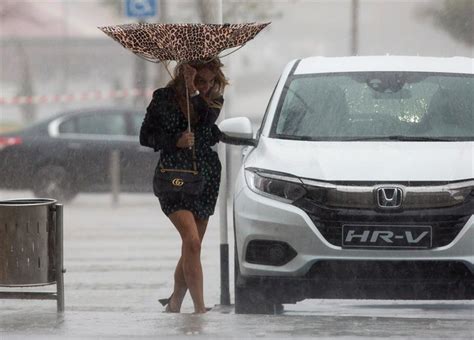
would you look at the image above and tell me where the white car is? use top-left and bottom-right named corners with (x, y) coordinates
top-left (219, 56), bottom-right (474, 314)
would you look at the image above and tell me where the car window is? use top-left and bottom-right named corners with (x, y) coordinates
top-left (76, 113), bottom-right (127, 136)
top-left (273, 72), bottom-right (473, 140)
top-left (58, 117), bottom-right (76, 133)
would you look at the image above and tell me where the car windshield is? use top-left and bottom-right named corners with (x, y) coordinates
top-left (272, 72), bottom-right (473, 141)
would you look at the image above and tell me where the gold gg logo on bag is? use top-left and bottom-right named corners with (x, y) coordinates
top-left (172, 178), bottom-right (184, 187)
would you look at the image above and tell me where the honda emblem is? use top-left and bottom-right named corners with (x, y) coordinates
top-left (376, 186), bottom-right (403, 208)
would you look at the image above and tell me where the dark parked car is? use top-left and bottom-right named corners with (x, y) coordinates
top-left (0, 107), bottom-right (157, 201)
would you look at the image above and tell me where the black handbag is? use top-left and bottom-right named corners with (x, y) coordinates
top-left (153, 155), bottom-right (204, 197)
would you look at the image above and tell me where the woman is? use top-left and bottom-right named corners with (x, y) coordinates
top-left (139, 58), bottom-right (228, 314)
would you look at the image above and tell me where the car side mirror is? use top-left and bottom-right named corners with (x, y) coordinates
top-left (218, 117), bottom-right (257, 146)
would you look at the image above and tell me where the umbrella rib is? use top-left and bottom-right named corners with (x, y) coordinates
top-left (217, 44), bottom-right (246, 59)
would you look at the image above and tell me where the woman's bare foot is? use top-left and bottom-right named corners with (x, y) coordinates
top-left (192, 309), bottom-right (207, 314)
top-left (193, 306), bottom-right (212, 314)
top-left (164, 295), bottom-right (180, 313)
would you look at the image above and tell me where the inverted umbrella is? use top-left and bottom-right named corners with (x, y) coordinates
top-left (98, 22), bottom-right (269, 132)
top-left (98, 22), bottom-right (270, 62)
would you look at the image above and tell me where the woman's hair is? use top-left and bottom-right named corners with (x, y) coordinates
top-left (167, 57), bottom-right (228, 108)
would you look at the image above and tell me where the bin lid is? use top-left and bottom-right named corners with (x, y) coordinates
top-left (0, 198), bottom-right (57, 206)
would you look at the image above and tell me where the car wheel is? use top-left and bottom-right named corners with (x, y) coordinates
top-left (33, 165), bottom-right (78, 202)
top-left (234, 242), bottom-right (284, 314)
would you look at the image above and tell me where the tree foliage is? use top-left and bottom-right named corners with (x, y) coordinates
top-left (423, 0), bottom-right (473, 46)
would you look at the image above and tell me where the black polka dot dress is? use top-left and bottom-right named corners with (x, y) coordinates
top-left (139, 87), bottom-right (223, 220)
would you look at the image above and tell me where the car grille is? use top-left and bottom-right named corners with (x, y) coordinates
top-left (308, 213), bottom-right (469, 248)
top-left (294, 183), bottom-right (473, 249)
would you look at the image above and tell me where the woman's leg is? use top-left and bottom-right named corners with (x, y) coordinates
top-left (168, 210), bottom-right (207, 313)
top-left (168, 216), bottom-right (208, 312)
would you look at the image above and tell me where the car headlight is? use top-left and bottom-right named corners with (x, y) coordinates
top-left (244, 168), bottom-right (306, 203)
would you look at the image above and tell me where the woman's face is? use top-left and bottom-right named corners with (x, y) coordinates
top-left (194, 68), bottom-right (216, 96)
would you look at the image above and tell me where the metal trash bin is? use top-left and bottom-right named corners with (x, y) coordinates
top-left (0, 198), bottom-right (65, 312)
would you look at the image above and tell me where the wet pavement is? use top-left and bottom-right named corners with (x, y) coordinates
top-left (0, 191), bottom-right (473, 339)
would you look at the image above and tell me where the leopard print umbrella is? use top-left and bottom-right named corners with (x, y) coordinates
top-left (98, 22), bottom-right (270, 62)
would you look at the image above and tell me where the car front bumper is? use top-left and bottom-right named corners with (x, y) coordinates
top-left (234, 185), bottom-right (474, 278)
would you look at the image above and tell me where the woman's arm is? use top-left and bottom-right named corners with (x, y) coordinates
top-left (139, 89), bottom-right (181, 152)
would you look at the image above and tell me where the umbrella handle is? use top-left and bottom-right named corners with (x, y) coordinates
top-left (181, 78), bottom-right (197, 169)
top-left (184, 79), bottom-right (192, 153)
top-left (185, 78), bottom-right (191, 133)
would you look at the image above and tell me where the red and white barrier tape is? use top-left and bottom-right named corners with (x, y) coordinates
top-left (0, 88), bottom-right (155, 105)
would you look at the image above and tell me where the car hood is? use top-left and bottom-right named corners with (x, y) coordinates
top-left (245, 137), bottom-right (474, 182)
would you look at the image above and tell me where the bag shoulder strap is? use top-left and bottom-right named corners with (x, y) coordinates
top-left (158, 146), bottom-right (197, 173)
